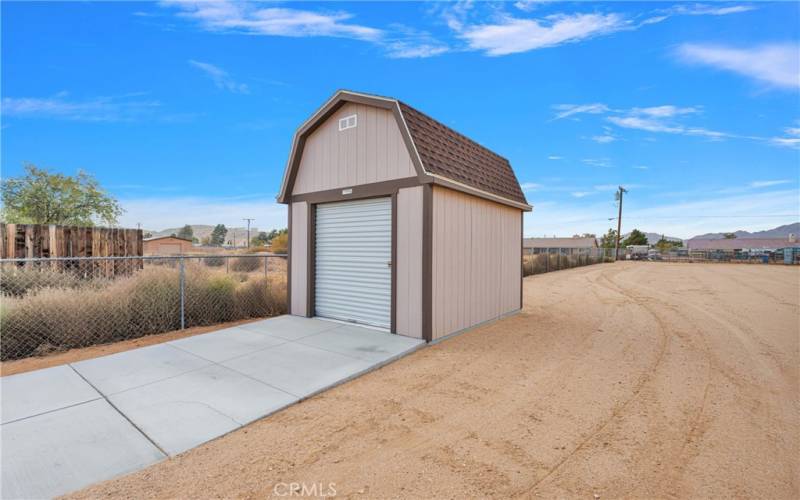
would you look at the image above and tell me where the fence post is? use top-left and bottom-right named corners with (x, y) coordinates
top-left (264, 255), bottom-right (268, 277)
top-left (179, 256), bottom-right (185, 330)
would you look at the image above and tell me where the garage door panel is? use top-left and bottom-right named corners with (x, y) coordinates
top-left (315, 197), bottom-right (392, 329)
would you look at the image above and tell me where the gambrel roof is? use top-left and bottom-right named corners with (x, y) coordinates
top-left (277, 90), bottom-right (531, 211)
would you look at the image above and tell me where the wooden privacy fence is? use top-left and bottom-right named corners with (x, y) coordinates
top-left (0, 224), bottom-right (143, 276)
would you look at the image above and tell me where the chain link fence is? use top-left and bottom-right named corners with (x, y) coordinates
top-left (523, 248), bottom-right (614, 276)
top-left (631, 247), bottom-right (800, 264)
top-left (0, 254), bottom-right (287, 361)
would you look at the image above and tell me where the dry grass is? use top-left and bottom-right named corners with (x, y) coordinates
top-left (0, 265), bottom-right (286, 360)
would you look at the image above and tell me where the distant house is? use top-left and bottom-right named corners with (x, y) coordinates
top-left (143, 236), bottom-right (193, 255)
top-left (687, 236), bottom-right (798, 252)
top-left (523, 237), bottom-right (598, 255)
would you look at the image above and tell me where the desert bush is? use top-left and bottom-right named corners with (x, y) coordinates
top-left (203, 256), bottom-right (225, 267)
top-left (1, 265), bottom-right (83, 296)
top-left (270, 233), bottom-right (288, 253)
top-left (0, 264), bottom-right (287, 360)
top-left (235, 275), bottom-right (288, 318)
top-left (230, 256), bottom-right (261, 272)
top-left (185, 273), bottom-right (237, 327)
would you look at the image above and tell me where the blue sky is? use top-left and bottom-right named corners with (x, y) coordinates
top-left (2, 1), bottom-right (799, 238)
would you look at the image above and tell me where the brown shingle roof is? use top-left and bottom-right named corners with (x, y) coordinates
top-left (399, 102), bottom-right (528, 205)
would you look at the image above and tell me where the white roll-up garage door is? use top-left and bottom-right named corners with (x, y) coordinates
top-left (315, 197), bottom-right (392, 329)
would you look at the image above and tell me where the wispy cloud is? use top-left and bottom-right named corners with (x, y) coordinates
top-left (633, 165), bottom-right (650, 170)
top-left (632, 105), bottom-right (699, 118)
top-left (520, 182), bottom-right (543, 192)
top-left (547, 155), bottom-right (563, 160)
top-left (383, 25), bottom-right (449, 58)
top-left (162, 1), bottom-right (450, 59)
top-left (582, 158), bottom-right (612, 168)
top-left (188, 60), bottom-right (249, 93)
top-left (448, 3), bottom-right (754, 57)
top-left (163, 1), bottom-right (382, 41)
top-left (458, 13), bottom-right (628, 56)
top-left (552, 103), bottom-right (609, 120)
top-left (669, 4), bottom-right (757, 16)
top-left (1, 92), bottom-right (160, 122)
top-left (676, 43), bottom-right (800, 90)
top-left (770, 126), bottom-right (800, 149)
top-left (591, 127), bottom-right (617, 143)
top-left (513, 0), bottom-right (554, 13)
top-left (554, 102), bottom-right (739, 142)
top-left (750, 179), bottom-right (792, 188)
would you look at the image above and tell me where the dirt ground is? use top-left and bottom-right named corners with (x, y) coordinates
top-left (68, 262), bottom-right (799, 499)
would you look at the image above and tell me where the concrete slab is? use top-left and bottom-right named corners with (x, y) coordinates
top-left (73, 343), bottom-right (211, 395)
top-left (2, 316), bottom-right (426, 496)
top-left (298, 325), bottom-right (424, 363)
top-left (238, 315), bottom-right (341, 340)
top-left (1, 364), bottom-right (100, 424)
top-left (1, 399), bottom-right (165, 499)
top-left (222, 341), bottom-right (372, 397)
top-left (108, 364), bottom-right (297, 455)
top-left (168, 326), bottom-right (287, 363)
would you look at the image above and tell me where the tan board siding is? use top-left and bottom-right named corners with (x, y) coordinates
top-left (292, 102), bottom-right (416, 195)
top-left (396, 186), bottom-right (424, 338)
top-left (290, 201), bottom-right (309, 316)
top-left (431, 186), bottom-right (521, 340)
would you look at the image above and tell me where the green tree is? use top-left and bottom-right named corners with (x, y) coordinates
top-left (1, 164), bottom-right (122, 226)
top-left (251, 231), bottom-right (269, 247)
top-left (177, 224), bottom-right (193, 240)
top-left (252, 228), bottom-right (288, 247)
top-left (723, 232), bottom-right (737, 239)
top-left (599, 228), bottom-right (618, 249)
top-left (209, 224), bottom-right (227, 246)
top-left (622, 229), bottom-right (649, 246)
top-left (655, 237), bottom-right (682, 252)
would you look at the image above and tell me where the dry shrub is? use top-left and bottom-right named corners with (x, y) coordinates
top-left (235, 275), bottom-right (287, 318)
top-left (203, 256), bottom-right (225, 267)
top-left (230, 256), bottom-right (261, 272)
top-left (0, 265), bottom-right (287, 360)
top-left (1, 265), bottom-right (83, 297)
top-left (270, 233), bottom-right (288, 254)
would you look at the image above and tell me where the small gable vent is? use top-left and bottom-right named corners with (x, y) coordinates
top-left (338, 114), bottom-right (357, 131)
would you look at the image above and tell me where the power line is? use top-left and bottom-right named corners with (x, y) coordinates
top-left (614, 186), bottom-right (627, 261)
top-left (242, 218), bottom-right (255, 248)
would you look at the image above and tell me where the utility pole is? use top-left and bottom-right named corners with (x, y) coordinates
top-left (243, 218), bottom-right (255, 248)
top-left (614, 186), bottom-right (628, 261)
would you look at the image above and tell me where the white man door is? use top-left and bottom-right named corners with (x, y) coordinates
top-left (314, 197), bottom-right (391, 329)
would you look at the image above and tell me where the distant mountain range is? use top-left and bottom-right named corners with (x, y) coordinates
top-left (690, 222), bottom-right (800, 240)
top-left (146, 225), bottom-right (259, 243)
top-left (625, 231), bottom-right (683, 244)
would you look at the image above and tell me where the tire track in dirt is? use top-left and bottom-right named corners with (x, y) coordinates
top-left (610, 265), bottom-right (798, 497)
top-left (611, 267), bottom-right (717, 496)
top-left (517, 265), bottom-right (673, 497)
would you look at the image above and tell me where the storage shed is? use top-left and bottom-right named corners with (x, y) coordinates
top-left (143, 236), bottom-right (193, 255)
top-left (278, 90), bottom-right (532, 342)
